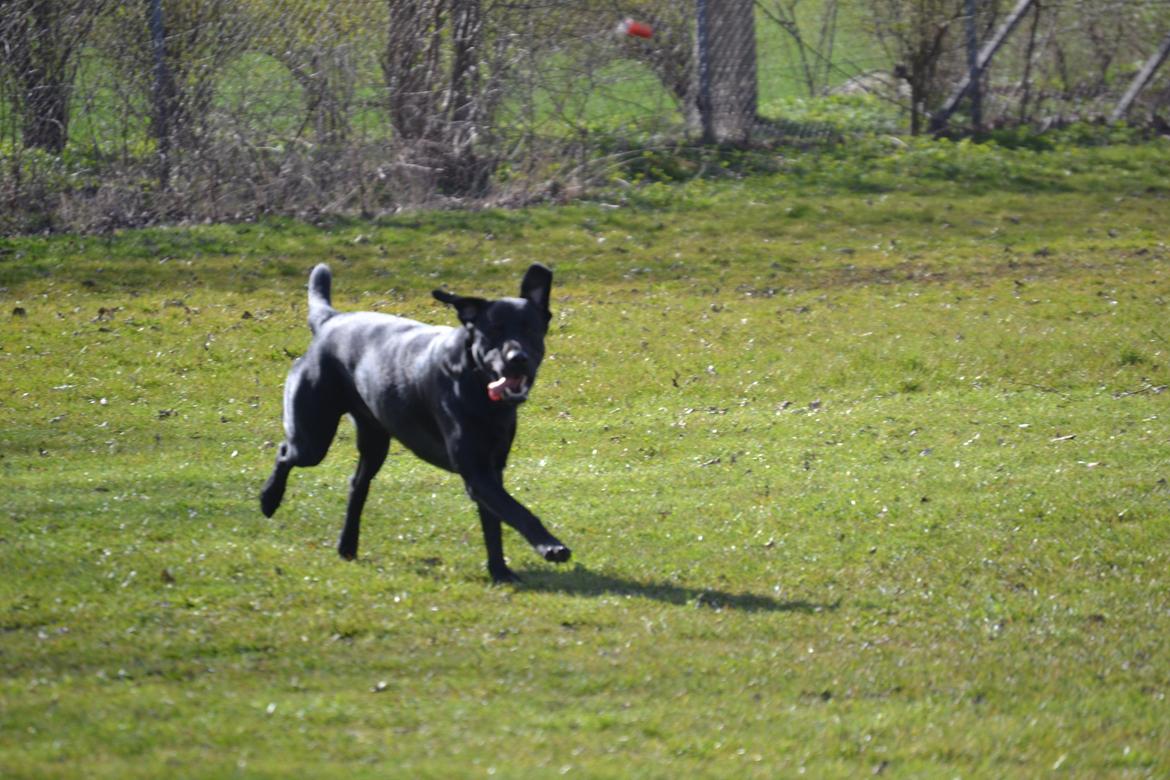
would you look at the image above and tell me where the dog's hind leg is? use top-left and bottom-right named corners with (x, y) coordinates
top-left (260, 362), bottom-right (342, 517)
top-left (337, 420), bottom-right (390, 561)
top-left (260, 444), bottom-right (294, 518)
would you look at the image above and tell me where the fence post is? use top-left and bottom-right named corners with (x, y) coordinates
top-left (964, 0), bottom-right (983, 132)
top-left (932, 0), bottom-right (1035, 132)
top-left (695, 0), bottom-right (715, 144)
top-left (694, 0), bottom-right (757, 144)
top-left (147, 0), bottom-right (170, 189)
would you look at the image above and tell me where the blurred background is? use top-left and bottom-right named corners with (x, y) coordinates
top-left (2, 0), bottom-right (1169, 233)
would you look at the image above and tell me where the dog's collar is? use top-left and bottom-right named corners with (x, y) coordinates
top-left (461, 328), bottom-right (497, 398)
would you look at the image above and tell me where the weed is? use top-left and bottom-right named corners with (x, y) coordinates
top-left (1119, 347), bottom-right (1146, 367)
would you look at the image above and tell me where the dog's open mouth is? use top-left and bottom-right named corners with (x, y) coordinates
top-left (487, 374), bottom-right (531, 403)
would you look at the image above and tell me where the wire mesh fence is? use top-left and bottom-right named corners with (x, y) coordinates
top-left (1, 1), bottom-right (1168, 233)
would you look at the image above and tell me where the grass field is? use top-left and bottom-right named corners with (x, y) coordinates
top-left (2, 137), bottom-right (1170, 777)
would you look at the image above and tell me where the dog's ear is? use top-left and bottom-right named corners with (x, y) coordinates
top-left (433, 289), bottom-right (488, 326)
top-left (520, 263), bottom-right (553, 321)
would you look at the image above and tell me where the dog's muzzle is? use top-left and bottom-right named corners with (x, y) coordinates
top-left (487, 373), bottom-right (531, 403)
top-left (486, 347), bottom-right (535, 403)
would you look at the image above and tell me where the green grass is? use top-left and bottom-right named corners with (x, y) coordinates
top-left (2, 140), bottom-right (1170, 777)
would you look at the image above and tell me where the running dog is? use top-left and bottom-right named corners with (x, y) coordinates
top-left (260, 263), bottom-right (570, 582)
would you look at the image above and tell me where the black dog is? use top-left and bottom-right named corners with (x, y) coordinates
top-left (260, 263), bottom-right (570, 582)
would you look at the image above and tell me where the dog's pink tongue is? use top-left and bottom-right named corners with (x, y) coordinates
top-left (487, 376), bottom-right (510, 402)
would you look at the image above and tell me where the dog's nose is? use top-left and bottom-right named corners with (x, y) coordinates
top-left (504, 348), bottom-right (529, 372)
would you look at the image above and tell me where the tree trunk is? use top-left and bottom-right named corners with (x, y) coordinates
top-left (2, 0), bottom-right (89, 154)
top-left (1111, 29), bottom-right (1170, 123)
top-left (384, 0), bottom-right (445, 144)
top-left (384, 0), bottom-right (492, 196)
top-left (19, 74), bottom-right (69, 153)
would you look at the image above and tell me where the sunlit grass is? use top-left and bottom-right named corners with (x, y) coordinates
top-left (2, 143), bottom-right (1169, 777)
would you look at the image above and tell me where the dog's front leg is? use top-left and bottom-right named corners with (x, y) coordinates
top-left (461, 469), bottom-right (571, 570)
top-left (477, 503), bottom-right (518, 584)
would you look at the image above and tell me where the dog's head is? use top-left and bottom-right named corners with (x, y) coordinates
top-left (433, 264), bottom-right (553, 404)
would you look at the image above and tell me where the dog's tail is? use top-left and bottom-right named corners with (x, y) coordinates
top-left (307, 264), bottom-right (337, 335)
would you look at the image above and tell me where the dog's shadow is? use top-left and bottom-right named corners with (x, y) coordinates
top-left (516, 564), bottom-right (839, 614)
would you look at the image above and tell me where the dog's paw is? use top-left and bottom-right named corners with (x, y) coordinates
top-left (337, 529), bottom-right (360, 561)
top-left (489, 565), bottom-right (522, 584)
top-left (259, 490), bottom-right (281, 518)
top-left (259, 473), bottom-right (286, 518)
top-left (537, 543), bottom-right (571, 564)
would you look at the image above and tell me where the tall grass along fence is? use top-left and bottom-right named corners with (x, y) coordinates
top-left (2, 0), bottom-right (1170, 234)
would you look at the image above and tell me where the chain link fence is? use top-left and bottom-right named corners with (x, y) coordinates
top-left (2, 1), bottom-right (1169, 233)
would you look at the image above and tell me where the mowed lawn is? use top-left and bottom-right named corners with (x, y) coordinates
top-left (2, 142), bottom-right (1169, 777)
